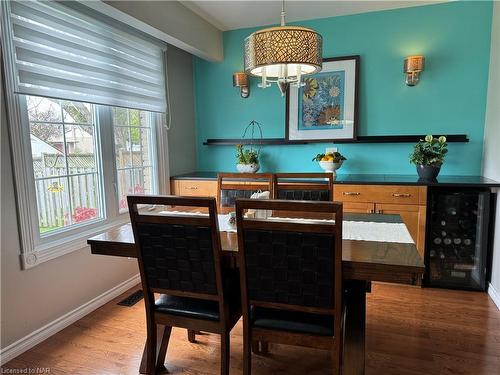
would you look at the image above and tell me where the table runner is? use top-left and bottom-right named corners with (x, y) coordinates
top-left (159, 211), bottom-right (414, 244)
top-left (217, 214), bottom-right (413, 244)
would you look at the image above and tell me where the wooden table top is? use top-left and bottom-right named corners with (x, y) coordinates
top-left (88, 213), bottom-right (425, 285)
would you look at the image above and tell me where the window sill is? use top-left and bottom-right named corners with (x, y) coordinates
top-left (22, 216), bottom-right (131, 269)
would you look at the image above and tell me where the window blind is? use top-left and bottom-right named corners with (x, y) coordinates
top-left (4, 0), bottom-right (167, 113)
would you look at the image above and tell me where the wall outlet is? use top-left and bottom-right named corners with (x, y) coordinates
top-left (326, 147), bottom-right (337, 154)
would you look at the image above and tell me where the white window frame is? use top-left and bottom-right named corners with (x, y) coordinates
top-left (3, 91), bottom-right (168, 269)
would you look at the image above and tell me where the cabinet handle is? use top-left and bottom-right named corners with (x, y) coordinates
top-left (392, 193), bottom-right (411, 198)
top-left (343, 192), bottom-right (360, 196)
top-left (186, 186), bottom-right (198, 190)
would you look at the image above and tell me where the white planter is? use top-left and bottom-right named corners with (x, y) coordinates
top-left (319, 160), bottom-right (343, 176)
top-left (236, 163), bottom-right (260, 173)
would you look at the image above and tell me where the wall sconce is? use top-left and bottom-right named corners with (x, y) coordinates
top-left (233, 72), bottom-right (249, 98)
top-left (404, 55), bottom-right (425, 86)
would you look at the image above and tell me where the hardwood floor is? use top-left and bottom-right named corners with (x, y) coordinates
top-left (3, 283), bottom-right (499, 375)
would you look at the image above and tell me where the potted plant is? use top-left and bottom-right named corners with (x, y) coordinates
top-left (312, 151), bottom-right (347, 176)
top-left (236, 144), bottom-right (260, 173)
top-left (409, 135), bottom-right (448, 179)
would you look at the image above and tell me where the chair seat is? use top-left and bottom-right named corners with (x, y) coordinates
top-left (250, 306), bottom-right (334, 336)
top-left (155, 295), bottom-right (221, 321)
top-left (155, 269), bottom-right (241, 322)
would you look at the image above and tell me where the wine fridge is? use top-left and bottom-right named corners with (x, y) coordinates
top-left (426, 188), bottom-right (490, 290)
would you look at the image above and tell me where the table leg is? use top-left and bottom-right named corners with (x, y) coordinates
top-left (343, 280), bottom-right (368, 375)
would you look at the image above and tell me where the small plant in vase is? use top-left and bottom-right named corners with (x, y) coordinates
top-left (312, 151), bottom-right (347, 176)
top-left (235, 120), bottom-right (263, 173)
top-left (409, 135), bottom-right (448, 180)
top-left (236, 144), bottom-right (260, 173)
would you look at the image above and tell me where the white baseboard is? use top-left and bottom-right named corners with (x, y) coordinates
top-left (488, 283), bottom-right (500, 310)
top-left (0, 274), bottom-right (141, 366)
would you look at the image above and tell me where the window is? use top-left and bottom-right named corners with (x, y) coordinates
top-left (28, 97), bottom-right (103, 235)
top-left (15, 94), bottom-right (165, 266)
top-left (112, 108), bottom-right (156, 212)
top-left (1, 0), bottom-right (169, 268)
top-left (24, 94), bottom-right (162, 237)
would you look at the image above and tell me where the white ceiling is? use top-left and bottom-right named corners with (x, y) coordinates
top-left (180, 0), bottom-right (446, 31)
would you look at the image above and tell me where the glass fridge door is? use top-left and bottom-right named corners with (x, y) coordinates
top-left (427, 189), bottom-right (490, 290)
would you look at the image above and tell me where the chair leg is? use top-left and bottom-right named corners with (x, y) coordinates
top-left (243, 327), bottom-right (251, 375)
top-left (187, 329), bottom-right (196, 343)
top-left (220, 331), bottom-right (230, 375)
top-left (251, 340), bottom-right (269, 355)
top-left (251, 340), bottom-right (260, 354)
top-left (332, 355), bottom-right (339, 375)
top-left (260, 341), bottom-right (269, 354)
top-left (146, 322), bottom-right (157, 375)
top-left (139, 344), bottom-right (148, 374)
top-left (332, 343), bottom-right (341, 375)
top-left (156, 326), bottom-right (172, 371)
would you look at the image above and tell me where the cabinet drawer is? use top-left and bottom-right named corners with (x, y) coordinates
top-left (172, 180), bottom-right (217, 197)
top-left (342, 202), bottom-right (375, 214)
top-left (334, 185), bottom-right (424, 205)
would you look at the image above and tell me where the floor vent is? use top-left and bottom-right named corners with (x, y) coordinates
top-left (117, 290), bottom-right (144, 307)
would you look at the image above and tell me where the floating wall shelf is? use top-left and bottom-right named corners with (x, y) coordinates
top-left (203, 134), bottom-right (469, 146)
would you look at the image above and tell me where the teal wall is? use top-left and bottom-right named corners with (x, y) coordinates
top-left (193, 1), bottom-right (493, 175)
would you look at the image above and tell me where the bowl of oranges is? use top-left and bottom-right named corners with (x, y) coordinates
top-left (312, 152), bottom-right (347, 176)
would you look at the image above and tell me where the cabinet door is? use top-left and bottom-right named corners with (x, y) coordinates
top-left (342, 202), bottom-right (375, 214)
top-left (375, 203), bottom-right (427, 258)
top-left (171, 180), bottom-right (217, 197)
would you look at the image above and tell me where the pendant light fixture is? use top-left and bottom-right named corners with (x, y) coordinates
top-left (244, 0), bottom-right (323, 95)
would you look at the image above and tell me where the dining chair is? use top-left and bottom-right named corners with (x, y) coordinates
top-left (128, 195), bottom-right (241, 375)
top-left (216, 173), bottom-right (274, 212)
top-left (235, 198), bottom-right (344, 375)
top-left (273, 172), bottom-right (334, 201)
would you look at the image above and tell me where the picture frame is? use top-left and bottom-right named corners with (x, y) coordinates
top-left (285, 55), bottom-right (360, 142)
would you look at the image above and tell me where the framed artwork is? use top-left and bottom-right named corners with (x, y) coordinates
top-left (286, 55), bottom-right (360, 142)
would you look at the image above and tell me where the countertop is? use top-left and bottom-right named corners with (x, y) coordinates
top-left (170, 172), bottom-right (500, 187)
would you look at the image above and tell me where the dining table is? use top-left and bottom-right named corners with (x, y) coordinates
top-left (87, 212), bottom-right (425, 375)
